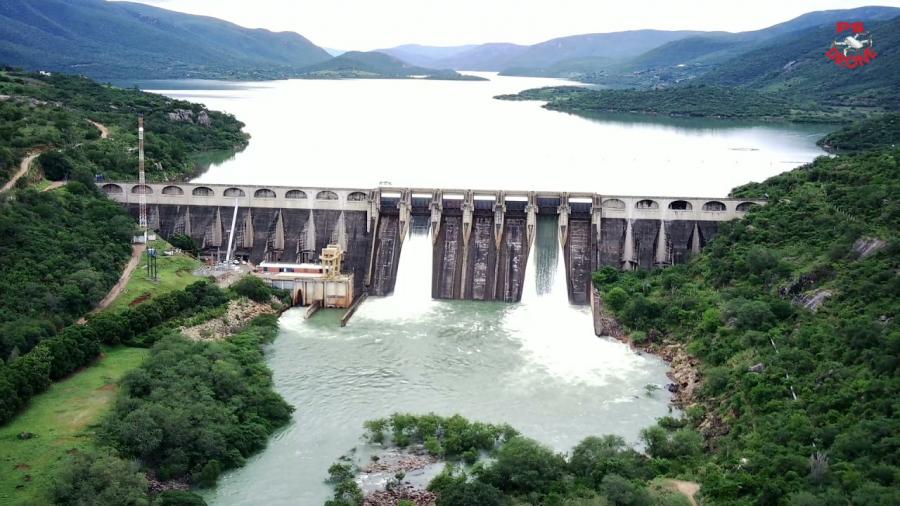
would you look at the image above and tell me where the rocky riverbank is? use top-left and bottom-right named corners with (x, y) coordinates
top-left (591, 288), bottom-right (700, 408)
top-left (591, 287), bottom-right (731, 447)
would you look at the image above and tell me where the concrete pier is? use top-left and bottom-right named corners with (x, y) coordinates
top-left (100, 182), bottom-right (763, 305)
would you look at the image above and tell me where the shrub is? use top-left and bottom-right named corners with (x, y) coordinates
top-left (231, 276), bottom-right (273, 303)
top-left (52, 451), bottom-right (149, 506)
top-left (605, 287), bottom-right (628, 311)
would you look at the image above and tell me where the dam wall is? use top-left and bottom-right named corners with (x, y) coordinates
top-left (101, 182), bottom-right (762, 305)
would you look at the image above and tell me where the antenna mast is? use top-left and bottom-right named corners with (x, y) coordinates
top-left (138, 115), bottom-right (147, 241)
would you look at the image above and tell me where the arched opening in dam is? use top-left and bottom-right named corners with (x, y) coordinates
top-left (204, 215), bottom-right (673, 505)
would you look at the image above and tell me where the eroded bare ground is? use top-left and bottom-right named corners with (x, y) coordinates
top-left (667, 479), bottom-right (700, 506)
top-left (181, 298), bottom-right (275, 341)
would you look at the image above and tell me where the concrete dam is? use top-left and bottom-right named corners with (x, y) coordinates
top-left (99, 182), bottom-right (764, 305)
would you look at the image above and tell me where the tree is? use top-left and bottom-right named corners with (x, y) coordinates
top-left (437, 481), bottom-right (507, 506)
top-left (52, 451), bottom-right (149, 506)
top-left (599, 474), bottom-right (649, 506)
top-left (479, 436), bottom-right (567, 495)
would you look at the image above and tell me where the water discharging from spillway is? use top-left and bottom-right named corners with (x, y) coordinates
top-left (206, 215), bottom-right (674, 506)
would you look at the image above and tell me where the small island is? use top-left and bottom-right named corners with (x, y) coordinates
top-left (295, 51), bottom-right (487, 81)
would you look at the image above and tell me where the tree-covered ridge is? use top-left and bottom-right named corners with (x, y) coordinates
top-left (496, 85), bottom-right (849, 122)
top-left (592, 146), bottom-right (899, 504)
top-left (817, 112), bottom-right (900, 153)
top-left (0, 67), bottom-right (248, 182)
top-left (0, 183), bottom-right (133, 361)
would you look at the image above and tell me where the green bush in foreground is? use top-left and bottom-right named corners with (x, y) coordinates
top-left (330, 414), bottom-right (703, 505)
top-left (101, 315), bottom-right (293, 485)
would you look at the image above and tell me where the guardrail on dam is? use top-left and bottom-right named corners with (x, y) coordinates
top-left (98, 182), bottom-right (764, 305)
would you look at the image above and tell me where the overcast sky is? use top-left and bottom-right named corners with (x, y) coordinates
top-left (123, 0), bottom-right (900, 50)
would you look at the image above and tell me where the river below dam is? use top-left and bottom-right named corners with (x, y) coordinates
top-left (125, 73), bottom-right (837, 505)
top-left (204, 217), bottom-right (674, 505)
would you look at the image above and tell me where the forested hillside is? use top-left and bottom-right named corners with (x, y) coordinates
top-left (0, 67), bottom-right (249, 362)
top-left (0, 67), bottom-right (248, 184)
top-left (0, 0), bottom-right (331, 79)
top-left (0, 184), bottom-right (133, 362)
top-left (698, 16), bottom-right (900, 110)
top-left (590, 137), bottom-right (899, 503)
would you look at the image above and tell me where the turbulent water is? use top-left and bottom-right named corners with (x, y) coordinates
top-left (204, 217), bottom-right (674, 505)
top-left (140, 72), bottom-right (835, 197)
top-left (128, 74), bottom-right (837, 505)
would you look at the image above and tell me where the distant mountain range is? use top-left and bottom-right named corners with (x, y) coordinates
top-left (380, 6), bottom-right (899, 84)
top-left (0, 0), bottom-right (332, 79)
top-left (0, 0), bottom-right (897, 93)
top-left (0, 0), bottom-right (476, 80)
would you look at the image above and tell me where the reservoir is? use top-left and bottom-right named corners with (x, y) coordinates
top-left (143, 72), bottom-right (834, 197)
top-left (132, 74), bottom-right (835, 505)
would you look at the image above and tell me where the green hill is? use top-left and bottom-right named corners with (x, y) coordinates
top-left (698, 16), bottom-right (900, 110)
top-left (818, 112), bottom-right (900, 152)
top-left (631, 6), bottom-right (900, 71)
top-left (496, 85), bottom-right (848, 122)
top-left (589, 133), bottom-right (900, 505)
top-left (296, 51), bottom-right (485, 80)
top-left (0, 0), bottom-right (331, 80)
top-left (501, 6), bottom-right (899, 89)
top-left (499, 30), bottom-right (705, 76)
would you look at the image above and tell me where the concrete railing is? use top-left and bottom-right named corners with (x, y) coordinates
top-left (97, 181), bottom-right (764, 221)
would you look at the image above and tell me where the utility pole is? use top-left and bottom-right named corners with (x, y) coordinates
top-left (138, 115), bottom-right (148, 243)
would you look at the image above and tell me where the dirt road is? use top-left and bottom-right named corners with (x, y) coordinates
top-left (1, 150), bottom-right (44, 193)
top-left (89, 120), bottom-right (109, 139)
top-left (90, 244), bottom-right (145, 314)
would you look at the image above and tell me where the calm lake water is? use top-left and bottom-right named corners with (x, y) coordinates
top-left (143, 72), bottom-right (834, 197)
top-left (131, 74), bottom-right (835, 505)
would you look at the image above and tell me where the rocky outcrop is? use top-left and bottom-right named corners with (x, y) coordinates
top-left (797, 288), bottom-right (833, 312)
top-left (363, 485), bottom-right (436, 506)
top-left (591, 288), bottom-right (624, 338)
top-left (591, 286), bottom-right (700, 409)
top-left (853, 236), bottom-right (886, 259)
top-left (181, 298), bottom-right (275, 341)
top-left (167, 108), bottom-right (212, 127)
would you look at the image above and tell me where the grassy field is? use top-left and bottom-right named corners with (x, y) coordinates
top-left (104, 238), bottom-right (204, 312)
top-left (0, 346), bottom-right (149, 505)
top-left (0, 239), bottom-right (203, 503)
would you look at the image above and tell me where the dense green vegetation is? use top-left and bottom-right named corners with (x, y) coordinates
top-left (3, 277), bottom-right (289, 504)
top-left (0, 0), bottom-right (331, 80)
top-left (591, 146), bottom-right (899, 503)
top-left (100, 314), bottom-right (293, 485)
top-left (330, 413), bottom-right (700, 506)
top-left (0, 66), bottom-right (249, 362)
top-left (0, 280), bottom-right (227, 424)
top-left (497, 85), bottom-right (846, 122)
top-left (818, 112), bottom-right (900, 152)
top-left (0, 67), bottom-right (248, 183)
top-left (0, 183), bottom-right (133, 360)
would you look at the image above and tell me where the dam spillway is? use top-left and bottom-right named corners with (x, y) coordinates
top-left (98, 181), bottom-right (763, 304)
